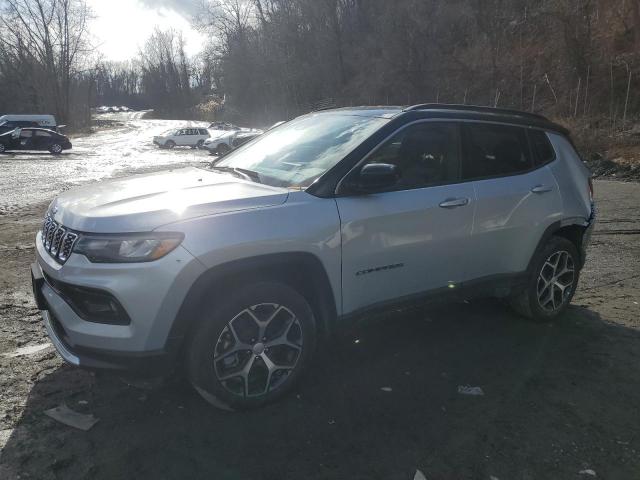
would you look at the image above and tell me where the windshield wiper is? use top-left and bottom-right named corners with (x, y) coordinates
top-left (209, 166), bottom-right (262, 184)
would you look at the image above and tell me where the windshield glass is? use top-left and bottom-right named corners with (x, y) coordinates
top-left (212, 113), bottom-right (388, 188)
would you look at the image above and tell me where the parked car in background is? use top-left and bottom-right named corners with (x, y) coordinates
top-left (208, 122), bottom-right (240, 131)
top-left (153, 128), bottom-right (210, 149)
top-left (203, 129), bottom-right (265, 155)
top-left (31, 104), bottom-right (595, 410)
top-left (202, 130), bottom-right (237, 155)
top-left (231, 131), bottom-right (262, 149)
top-left (0, 127), bottom-right (71, 154)
top-left (0, 114), bottom-right (59, 133)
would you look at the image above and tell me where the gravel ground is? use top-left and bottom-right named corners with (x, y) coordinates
top-left (0, 117), bottom-right (639, 479)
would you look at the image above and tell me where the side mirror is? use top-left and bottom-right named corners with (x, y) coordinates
top-left (352, 163), bottom-right (399, 193)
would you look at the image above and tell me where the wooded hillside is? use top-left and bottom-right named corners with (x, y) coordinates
top-left (1, 0), bottom-right (639, 148)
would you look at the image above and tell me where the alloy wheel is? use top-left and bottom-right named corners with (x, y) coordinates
top-left (51, 144), bottom-right (62, 153)
top-left (213, 303), bottom-right (303, 398)
top-left (0, 144), bottom-right (5, 153)
top-left (536, 250), bottom-right (575, 312)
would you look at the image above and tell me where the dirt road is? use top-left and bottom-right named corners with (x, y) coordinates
top-left (0, 119), bottom-right (639, 479)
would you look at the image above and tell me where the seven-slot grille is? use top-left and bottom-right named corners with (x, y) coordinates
top-left (42, 214), bottom-right (78, 263)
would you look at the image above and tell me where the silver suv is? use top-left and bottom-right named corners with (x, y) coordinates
top-left (31, 105), bottom-right (595, 410)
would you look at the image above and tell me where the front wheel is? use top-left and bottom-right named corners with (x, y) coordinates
top-left (216, 143), bottom-right (231, 156)
top-left (510, 236), bottom-right (580, 322)
top-left (187, 282), bottom-right (316, 410)
top-left (164, 140), bottom-right (176, 149)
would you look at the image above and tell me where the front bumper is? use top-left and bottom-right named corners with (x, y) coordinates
top-left (32, 230), bottom-right (206, 373)
top-left (32, 261), bottom-right (181, 373)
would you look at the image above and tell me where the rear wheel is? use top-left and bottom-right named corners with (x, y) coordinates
top-left (164, 140), bottom-right (176, 149)
top-left (187, 281), bottom-right (316, 410)
top-left (49, 143), bottom-right (62, 154)
top-left (194, 140), bottom-right (205, 149)
top-left (0, 143), bottom-right (5, 153)
top-left (511, 236), bottom-right (579, 322)
top-left (216, 143), bottom-right (231, 156)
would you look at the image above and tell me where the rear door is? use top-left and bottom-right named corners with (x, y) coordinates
top-left (337, 121), bottom-right (476, 315)
top-left (33, 130), bottom-right (53, 150)
top-left (461, 122), bottom-right (562, 280)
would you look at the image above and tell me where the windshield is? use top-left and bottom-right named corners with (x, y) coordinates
top-left (211, 113), bottom-right (388, 188)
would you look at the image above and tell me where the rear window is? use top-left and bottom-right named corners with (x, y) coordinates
top-left (529, 129), bottom-right (556, 166)
top-left (461, 123), bottom-right (532, 180)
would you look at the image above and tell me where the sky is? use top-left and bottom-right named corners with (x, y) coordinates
top-left (87, 0), bottom-right (206, 62)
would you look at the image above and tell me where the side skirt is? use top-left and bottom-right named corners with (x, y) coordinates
top-left (335, 272), bottom-right (529, 332)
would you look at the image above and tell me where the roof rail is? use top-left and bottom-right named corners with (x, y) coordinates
top-left (403, 103), bottom-right (549, 121)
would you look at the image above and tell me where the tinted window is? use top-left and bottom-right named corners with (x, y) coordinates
top-left (362, 122), bottom-right (460, 190)
top-left (199, 129), bottom-right (208, 135)
top-left (462, 123), bottom-right (531, 180)
top-left (19, 130), bottom-right (33, 138)
top-left (529, 129), bottom-right (555, 166)
top-left (35, 130), bottom-right (51, 137)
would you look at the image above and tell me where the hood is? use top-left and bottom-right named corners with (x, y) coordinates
top-left (50, 167), bottom-right (289, 233)
top-left (205, 130), bottom-right (234, 142)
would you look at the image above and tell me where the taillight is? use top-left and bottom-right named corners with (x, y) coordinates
top-left (588, 177), bottom-right (594, 202)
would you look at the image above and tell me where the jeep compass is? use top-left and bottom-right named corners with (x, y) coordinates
top-left (31, 105), bottom-right (595, 410)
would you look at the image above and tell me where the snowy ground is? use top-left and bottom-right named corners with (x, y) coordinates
top-left (0, 112), bottom-right (211, 212)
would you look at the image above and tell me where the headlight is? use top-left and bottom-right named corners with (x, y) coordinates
top-left (74, 232), bottom-right (184, 263)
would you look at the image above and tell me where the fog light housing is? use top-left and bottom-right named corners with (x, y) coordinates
top-left (44, 274), bottom-right (131, 325)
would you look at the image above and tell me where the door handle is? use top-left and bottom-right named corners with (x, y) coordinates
top-left (439, 197), bottom-right (469, 208)
top-left (531, 185), bottom-right (553, 193)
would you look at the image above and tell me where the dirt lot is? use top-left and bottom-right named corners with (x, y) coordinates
top-left (0, 118), bottom-right (639, 479)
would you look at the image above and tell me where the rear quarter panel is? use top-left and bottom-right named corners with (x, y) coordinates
top-left (546, 132), bottom-right (592, 222)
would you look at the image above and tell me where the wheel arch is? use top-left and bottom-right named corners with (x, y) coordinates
top-left (168, 252), bottom-right (338, 350)
top-left (527, 218), bottom-right (589, 274)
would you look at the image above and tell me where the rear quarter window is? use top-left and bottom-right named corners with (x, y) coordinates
top-left (529, 129), bottom-right (556, 166)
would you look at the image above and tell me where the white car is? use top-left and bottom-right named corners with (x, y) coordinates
top-left (153, 128), bottom-right (210, 149)
top-left (203, 129), bottom-right (264, 155)
top-left (201, 130), bottom-right (237, 155)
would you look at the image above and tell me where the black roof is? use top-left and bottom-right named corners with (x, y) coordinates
top-left (315, 104), bottom-right (569, 134)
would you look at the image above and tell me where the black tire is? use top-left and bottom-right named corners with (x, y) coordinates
top-left (195, 140), bottom-right (205, 149)
top-left (165, 140), bottom-right (176, 149)
top-left (187, 281), bottom-right (316, 410)
top-left (0, 143), bottom-right (5, 153)
top-left (216, 143), bottom-right (231, 156)
top-left (510, 236), bottom-right (580, 322)
top-left (49, 143), bottom-right (63, 154)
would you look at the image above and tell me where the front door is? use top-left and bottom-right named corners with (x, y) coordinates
top-left (17, 129), bottom-right (35, 150)
top-left (337, 122), bottom-right (476, 315)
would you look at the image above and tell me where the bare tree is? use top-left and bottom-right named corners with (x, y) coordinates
top-left (0, 0), bottom-right (91, 126)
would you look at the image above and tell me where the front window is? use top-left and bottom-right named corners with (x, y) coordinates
top-left (212, 113), bottom-right (388, 188)
top-left (361, 122), bottom-right (461, 191)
